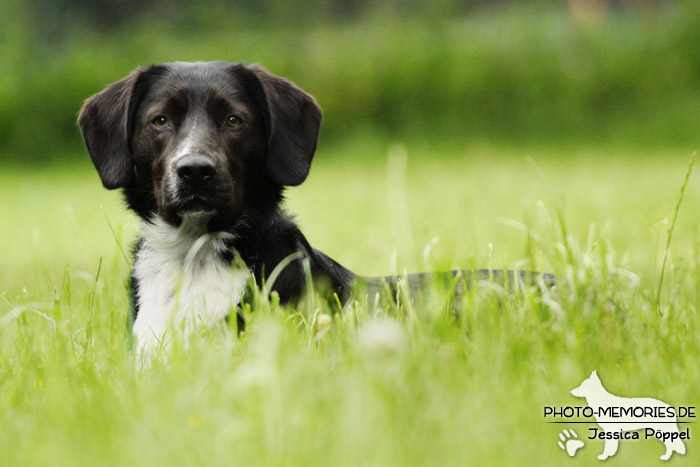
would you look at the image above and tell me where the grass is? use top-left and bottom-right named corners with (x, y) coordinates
top-left (1, 140), bottom-right (699, 465)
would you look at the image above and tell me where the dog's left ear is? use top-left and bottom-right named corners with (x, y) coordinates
top-left (246, 64), bottom-right (322, 186)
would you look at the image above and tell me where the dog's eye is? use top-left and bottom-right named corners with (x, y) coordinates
top-left (151, 116), bottom-right (169, 128)
top-left (226, 115), bottom-right (243, 128)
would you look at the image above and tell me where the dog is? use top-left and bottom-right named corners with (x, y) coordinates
top-left (78, 61), bottom-right (554, 355)
top-left (571, 370), bottom-right (686, 461)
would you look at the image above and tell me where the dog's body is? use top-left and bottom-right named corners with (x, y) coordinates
top-left (79, 61), bottom-right (552, 354)
top-left (571, 370), bottom-right (686, 461)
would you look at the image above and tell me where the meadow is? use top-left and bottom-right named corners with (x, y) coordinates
top-left (1, 138), bottom-right (698, 465)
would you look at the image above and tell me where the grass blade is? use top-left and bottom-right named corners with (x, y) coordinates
top-left (655, 152), bottom-right (697, 312)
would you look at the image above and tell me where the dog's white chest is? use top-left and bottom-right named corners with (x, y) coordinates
top-left (132, 217), bottom-right (248, 355)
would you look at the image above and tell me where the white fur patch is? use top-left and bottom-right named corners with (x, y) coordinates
top-left (166, 117), bottom-right (200, 203)
top-left (132, 214), bottom-right (248, 357)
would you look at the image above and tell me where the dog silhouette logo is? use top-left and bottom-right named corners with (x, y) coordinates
top-left (571, 370), bottom-right (687, 461)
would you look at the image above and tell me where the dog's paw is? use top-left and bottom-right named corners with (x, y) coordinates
top-left (557, 428), bottom-right (584, 457)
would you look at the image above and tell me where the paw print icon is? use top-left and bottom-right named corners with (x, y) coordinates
top-left (558, 428), bottom-right (585, 457)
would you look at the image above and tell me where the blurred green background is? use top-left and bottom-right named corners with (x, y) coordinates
top-left (3, 0), bottom-right (700, 293)
top-left (2, 0), bottom-right (700, 163)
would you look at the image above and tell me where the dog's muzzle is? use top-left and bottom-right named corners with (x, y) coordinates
top-left (168, 153), bottom-right (220, 214)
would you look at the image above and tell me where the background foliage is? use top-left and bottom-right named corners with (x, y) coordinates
top-left (2, 0), bottom-right (700, 162)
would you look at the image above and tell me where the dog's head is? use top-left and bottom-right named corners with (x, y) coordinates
top-left (570, 370), bottom-right (601, 398)
top-left (78, 61), bottom-right (321, 227)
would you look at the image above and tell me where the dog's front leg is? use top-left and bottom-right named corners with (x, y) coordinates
top-left (598, 437), bottom-right (619, 460)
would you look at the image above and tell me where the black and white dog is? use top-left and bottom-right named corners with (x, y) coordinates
top-left (79, 61), bottom-right (552, 354)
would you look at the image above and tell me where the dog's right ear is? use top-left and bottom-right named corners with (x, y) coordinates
top-left (78, 66), bottom-right (160, 189)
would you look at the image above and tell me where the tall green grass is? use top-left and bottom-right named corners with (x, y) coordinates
top-left (1, 142), bottom-right (698, 465)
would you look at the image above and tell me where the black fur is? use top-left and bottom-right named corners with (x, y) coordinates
top-left (79, 61), bottom-right (553, 329)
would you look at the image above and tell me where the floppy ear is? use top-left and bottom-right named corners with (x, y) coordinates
top-left (247, 64), bottom-right (322, 186)
top-left (78, 67), bottom-right (148, 189)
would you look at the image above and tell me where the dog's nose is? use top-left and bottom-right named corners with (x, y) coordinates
top-left (175, 155), bottom-right (216, 186)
